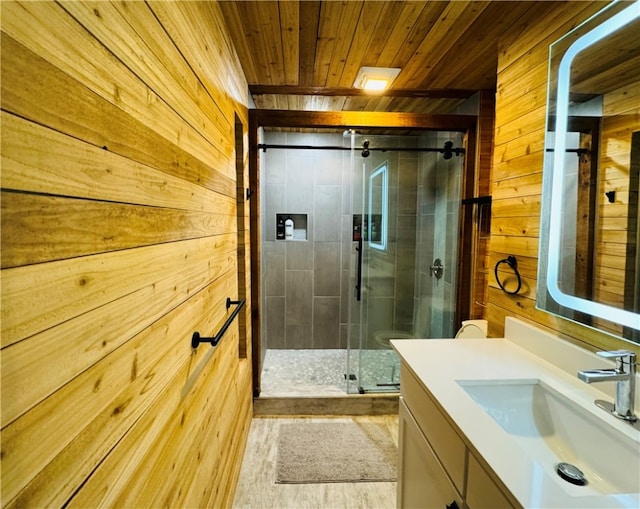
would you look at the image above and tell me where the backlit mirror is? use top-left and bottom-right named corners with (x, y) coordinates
top-left (538, 1), bottom-right (640, 342)
top-left (368, 162), bottom-right (388, 251)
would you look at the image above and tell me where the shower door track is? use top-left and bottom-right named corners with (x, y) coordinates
top-left (257, 143), bottom-right (465, 154)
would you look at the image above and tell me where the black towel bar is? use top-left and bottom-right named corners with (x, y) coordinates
top-left (191, 298), bottom-right (245, 349)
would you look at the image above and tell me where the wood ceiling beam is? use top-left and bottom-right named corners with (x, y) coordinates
top-left (251, 109), bottom-right (476, 131)
top-left (249, 85), bottom-right (479, 99)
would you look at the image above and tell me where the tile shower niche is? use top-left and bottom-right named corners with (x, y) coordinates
top-left (276, 213), bottom-right (308, 241)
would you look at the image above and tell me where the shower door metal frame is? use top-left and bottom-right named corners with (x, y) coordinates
top-left (248, 109), bottom-right (479, 397)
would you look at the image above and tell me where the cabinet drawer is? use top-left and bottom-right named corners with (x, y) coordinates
top-left (467, 453), bottom-right (517, 509)
top-left (400, 364), bottom-right (466, 493)
top-left (398, 400), bottom-right (463, 509)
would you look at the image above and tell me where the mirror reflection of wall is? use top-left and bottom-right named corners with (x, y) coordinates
top-left (538, 1), bottom-right (640, 342)
top-left (596, 99), bottom-right (639, 337)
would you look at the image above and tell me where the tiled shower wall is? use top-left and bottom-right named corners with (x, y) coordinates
top-left (261, 130), bottom-right (468, 351)
top-left (262, 132), bottom-right (350, 349)
top-left (261, 132), bottom-right (421, 350)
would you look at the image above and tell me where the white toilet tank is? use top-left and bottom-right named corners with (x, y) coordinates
top-left (455, 319), bottom-right (488, 339)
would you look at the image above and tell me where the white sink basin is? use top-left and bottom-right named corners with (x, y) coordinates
top-left (457, 379), bottom-right (640, 495)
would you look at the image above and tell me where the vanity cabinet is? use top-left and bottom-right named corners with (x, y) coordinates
top-left (398, 400), bottom-right (463, 509)
top-left (398, 364), bottom-right (518, 509)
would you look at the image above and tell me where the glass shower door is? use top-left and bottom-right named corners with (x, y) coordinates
top-left (346, 132), bottom-right (464, 394)
top-left (414, 131), bottom-right (464, 340)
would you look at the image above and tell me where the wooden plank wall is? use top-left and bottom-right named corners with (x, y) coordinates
top-left (1, 1), bottom-right (252, 507)
top-left (488, 0), bottom-right (639, 354)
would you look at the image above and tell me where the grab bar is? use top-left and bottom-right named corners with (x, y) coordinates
top-left (191, 298), bottom-right (245, 349)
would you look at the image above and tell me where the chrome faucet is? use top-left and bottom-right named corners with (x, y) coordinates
top-left (578, 350), bottom-right (637, 422)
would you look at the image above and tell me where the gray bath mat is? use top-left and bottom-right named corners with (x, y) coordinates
top-left (276, 422), bottom-right (397, 483)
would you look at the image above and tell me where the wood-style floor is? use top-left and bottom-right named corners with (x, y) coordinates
top-left (233, 415), bottom-right (399, 509)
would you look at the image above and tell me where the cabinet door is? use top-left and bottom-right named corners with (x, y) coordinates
top-left (398, 400), bottom-right (463, 509)
top-left (401, 365), bottom-right (466, 492)
top-left (467, 453), bottom-right (516, 509)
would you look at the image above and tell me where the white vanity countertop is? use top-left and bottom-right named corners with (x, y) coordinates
top-left (391, 336), bottom-right (640, 509)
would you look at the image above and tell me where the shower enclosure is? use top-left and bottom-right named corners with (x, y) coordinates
top-left (345, 131), bottom-right (464, 393)
top-left (259, 129), bottom-right (465, 395)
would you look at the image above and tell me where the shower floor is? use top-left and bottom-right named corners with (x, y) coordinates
top-left (259, 349), bottom-right (400, 397)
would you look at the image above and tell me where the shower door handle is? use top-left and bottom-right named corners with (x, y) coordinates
top-left (355, 237), bottom-right (363, 301)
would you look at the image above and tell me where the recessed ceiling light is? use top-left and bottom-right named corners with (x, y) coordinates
top-left (354, 67), bottom-right (401, 92)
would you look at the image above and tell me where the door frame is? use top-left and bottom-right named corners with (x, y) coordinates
top-left (248, 109), bottom-right (481, 397)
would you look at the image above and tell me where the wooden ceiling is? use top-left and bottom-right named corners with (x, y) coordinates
top-left (218, 0), bottom-right (550, 113)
